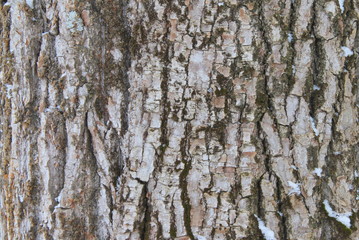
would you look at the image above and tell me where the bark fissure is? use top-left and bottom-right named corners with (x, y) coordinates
top-left (275, 177), bottom-right (288, 240)
top-left (179, 122), bottom-right (194, 240)
top-left (139, 181), bottom-right (151, 240)
top-left (117, 0), bottom-right (132, 137)
top-left (310, 6), bottom-right (325, 117)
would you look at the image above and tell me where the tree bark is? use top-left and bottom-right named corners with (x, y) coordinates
top-left (1, 0), bottom-right (358, 239)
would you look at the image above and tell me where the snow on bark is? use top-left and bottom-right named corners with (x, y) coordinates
top-left (341, 46), bottom-right (354, 57)
top-left (338, 0), bottom-right (345, 13)
top-left (255, 215), bottom-right (277, 240)
top-left (287, 181), bottom-right (301, 196)
top-left (323, 200), bottom-right (352, 228)
top-left (313, 168), bottom-right (322, 177)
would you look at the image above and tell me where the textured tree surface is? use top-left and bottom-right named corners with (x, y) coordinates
top-left (0, 0), bottom-right (358, 239)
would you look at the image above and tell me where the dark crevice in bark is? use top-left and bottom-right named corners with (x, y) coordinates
top-left (139, 182), bottom-right (151, 240)
top-left (284, 0), bottom-right (297, 101)
top-left (84, 112), bottom-right (102, 237)
top-left (179, 122), bottom-right (194, 240)
top-left (169, 198), bottom-right (177, 239)
top-left (275, 177), bottom-right (288, 240)
top-left (150, 2), bottom-right (172, 186)
top-left (103, 184), bottom-right (114, 225)
top-left (256, 175), bottom-right (264, 218)
top-left (109, 130), bottom-right (124, 186)
top-left (257, 121), bottom-right (272, 175)
top-left (308, 1), bottom-right (325, 119)
top-left (256, 0), bottom-right (273, 118)
top-left (299, 192), bottom-right (310, 215)
top-left (117, 1), bottom-right (132, 137)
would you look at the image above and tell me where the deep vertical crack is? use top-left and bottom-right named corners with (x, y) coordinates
top-left (275, 177), bottom-right (288, 240)
top-left (139, 181), bottom-right (151, 240)
top-left (158, 5), bottom-right (171, 169)
top-left (118, 1), bottom-right (132, 137)
top-left (179, 122), bottom-right (194, 240)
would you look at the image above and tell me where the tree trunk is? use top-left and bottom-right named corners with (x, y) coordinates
top-left (1, 0), bottom-right (358, 239)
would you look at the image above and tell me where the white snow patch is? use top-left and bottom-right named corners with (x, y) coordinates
top-left (313, 168), bottom-right (322, 177)
top-left (288, 181), bottom-right (301, 195)
top-left (255, 215), bottom-right (277, 240)
top-left (313, 85), bottom-right (320, 90)
top-left (5, 84), bottom-right (13, 99)
top-left (55, 191), bottom-right (62, 203)
top-left (218, 2), bottom-right (224, 6)
top-left (355, 171), bottom-right (359, 178)
top-left (26, 0), bottom-right (34, 9)
top-left (323, 200), bottom-right (351, 228)
top-left (195, 235), bottom-right (207, 240)
top-left (338, 0), bottom-right (345, 13)
top-left (3, 2), bottom-right (11, 9)
top-left (310, 117), bottom-right (319, 136)
top-left (53, 192), bottom-right (63, 211)
top-left (341, 46), bottom-right (353, 57)
top-left (333, 151), bottom-right (342, 155)
top-left (111, 49), bottom-right (123, 62)
top-left (292, 65), bottom-right (296, 74)
top-left (44, 106), bottom-right (61, 113)
top-left (290, 165), bottom-right (298, 170)
top-left (287, 33), bottom-right (293, 42)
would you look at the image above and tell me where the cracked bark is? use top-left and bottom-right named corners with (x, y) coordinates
top-left (1, 0), bottom-right (359, 239)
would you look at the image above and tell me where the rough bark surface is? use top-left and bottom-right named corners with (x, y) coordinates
top-left (0, 0), bottom-right (359, 239)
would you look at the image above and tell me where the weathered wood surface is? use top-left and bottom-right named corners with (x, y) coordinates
top-left (0, 0), bottom-right (358, 239)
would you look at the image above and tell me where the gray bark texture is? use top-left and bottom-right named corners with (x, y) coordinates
top-left (0, 0), bottom-right (359, 239)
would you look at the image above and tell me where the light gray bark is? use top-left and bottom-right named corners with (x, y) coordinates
top-left (0, 0), bottom-right (359, 239)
